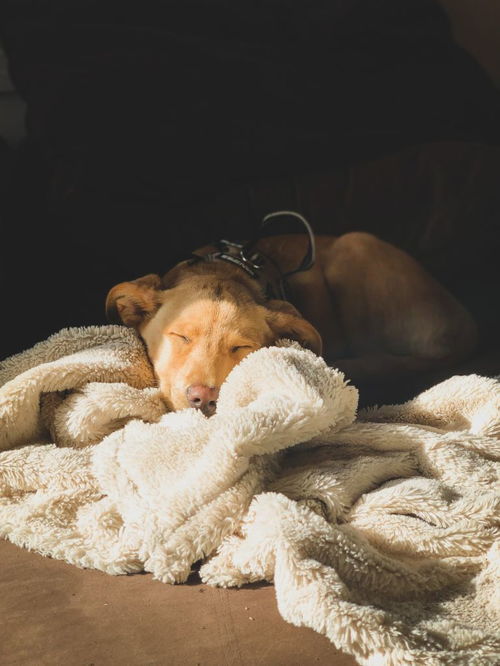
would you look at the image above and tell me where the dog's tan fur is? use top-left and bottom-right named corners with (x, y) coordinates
top-left (106, 232), bottom-right (477, 412)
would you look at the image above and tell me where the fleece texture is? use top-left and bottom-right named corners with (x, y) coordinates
top-left (0, 325), bottom-right (498, 665)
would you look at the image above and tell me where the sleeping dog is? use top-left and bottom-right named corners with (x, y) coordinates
top-left (106, 213), bottom-right (477, 414)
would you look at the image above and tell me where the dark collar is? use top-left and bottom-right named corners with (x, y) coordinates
top-left (189, 211), bottom-right (316, 301)
top-left (190, 239), bottom-right (288, 300)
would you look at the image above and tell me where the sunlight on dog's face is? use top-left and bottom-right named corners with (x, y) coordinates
top-left (106, 272), bottom-right (322, 417)
top-left (140, 288), bottom-right (273, 413)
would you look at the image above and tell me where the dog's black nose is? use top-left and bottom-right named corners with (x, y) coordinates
top-left (186, 384), bottom-right (219, 416)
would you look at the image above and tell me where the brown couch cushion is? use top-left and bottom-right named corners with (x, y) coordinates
top-left (1, 539), bottom-right (355, 665)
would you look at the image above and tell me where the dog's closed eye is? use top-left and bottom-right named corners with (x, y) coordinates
top-left (231, 345), bottom-right (253, 353)
top-left (169, 332), bottom-right (191, 343)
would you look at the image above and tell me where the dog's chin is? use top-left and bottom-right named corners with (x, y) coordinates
top-left (172, 403), bottom-right (218, 417)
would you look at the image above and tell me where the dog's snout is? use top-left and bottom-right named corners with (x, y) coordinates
top-left (186, 384), bottom-right (219, 416)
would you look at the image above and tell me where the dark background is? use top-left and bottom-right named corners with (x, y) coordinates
top-left (1, 0), bottom-right (500, 385)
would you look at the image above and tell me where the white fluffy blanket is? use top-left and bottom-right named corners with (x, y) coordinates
top-left (1, 326), bottom-right (499, 665)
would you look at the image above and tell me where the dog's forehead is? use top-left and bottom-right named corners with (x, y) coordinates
top-left (155, 289), bottom-right (265, 330)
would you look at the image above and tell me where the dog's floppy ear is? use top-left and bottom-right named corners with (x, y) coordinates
top-left (105, 273), bottom-right (163, 327)
top-left (265, 299), bottom-right (323, 356)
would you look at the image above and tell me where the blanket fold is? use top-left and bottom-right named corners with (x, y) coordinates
top-left (0, 326), bottom-right (498, 665)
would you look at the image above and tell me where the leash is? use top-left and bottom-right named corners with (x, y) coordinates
top-left (190, 210), bottom-right (316, 300)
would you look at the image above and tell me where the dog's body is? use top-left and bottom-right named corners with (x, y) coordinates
top-left (106, 232), bottom-right (477, 414)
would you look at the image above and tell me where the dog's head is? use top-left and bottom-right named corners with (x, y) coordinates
top-left (106, 264), bottom-right (322, 416)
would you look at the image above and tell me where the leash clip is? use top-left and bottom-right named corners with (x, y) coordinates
top-left (239, 247), bottom-right (264, 271)
top-left (218, 238), bottom-right (264, 272)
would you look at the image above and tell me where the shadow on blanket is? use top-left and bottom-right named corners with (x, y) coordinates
top-left (0, 326), bottom-right (499, 665)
